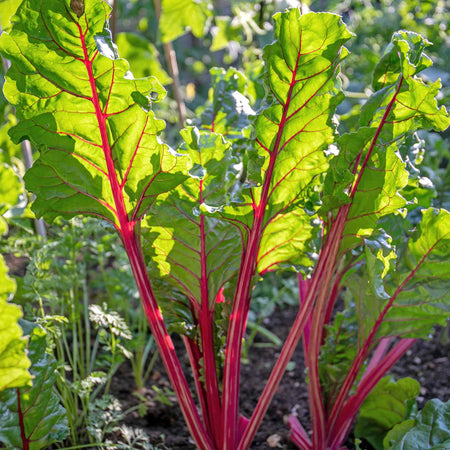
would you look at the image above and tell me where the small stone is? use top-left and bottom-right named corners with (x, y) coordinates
top-left (267, 433), bottom-right (282, 448)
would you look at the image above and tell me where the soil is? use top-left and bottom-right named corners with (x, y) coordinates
top-left (110, 306), bottom-right (450, 450)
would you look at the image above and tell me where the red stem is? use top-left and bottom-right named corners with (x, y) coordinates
top-left (183, 336), bottom-right (209, 430)
top-left (221, 37), bottom-right (304, 450)
top-left (17, 388), bottom-right (29, 450)
top-left (237, 220), bottom-right (344, 450)
top-left (327, 238), bottom-right (433, 440)
top-left (199, 300), bottom-right (223, 447)
top-left (199, 175), bottom-right (223, 447)
top-left (76, 23), bottom-right (213, 449)
top-left (289, 414), bottom-right (312, 450)
top-left (360, 337), bottom-right (393, 384)
top-left (298, 274), bottom-right (311, 353)
top-left (305, 220), bottom-right (346, 449)
top-left (328, 338), bottom-right (415, 449)
top-left (322, 73), bottom-right (405, 441)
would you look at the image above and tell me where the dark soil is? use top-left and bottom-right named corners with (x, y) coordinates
top-left (111, 307), bottom-right (450, 449)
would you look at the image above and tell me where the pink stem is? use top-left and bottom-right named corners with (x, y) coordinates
top-left (221, 35), bottom-right (304, 450)
top-left (122, 228), bottom-right (214, 449)
top-left (289, 414), bottom-right (312, 450)
top-left (17, 388), bottom-right (29, 450)
top-left (298, 274), bottom-right (311, 353)
top-left (325, 73), bottom-right (406, 440)
top-left (75, 22), bottom-right (213, 450)
top-left (360, 337), bottom-right (393, 385)
top-left (237, 222), bottom-right (344, 450)
top-left (183, 336), bottom-right (209, 431)
top-left (328, 338), bottom-right (415, 449)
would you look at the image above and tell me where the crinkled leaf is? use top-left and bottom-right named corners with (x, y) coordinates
top-left (348, 208), bottom-right (450, 343)
top-left (354, 376), bottom-right (420, 450)
top-left (199, 67), bottom-right (253, 140)
top-left (159, 0), bottom-right (212, 43)
top-left (378, 208), bottom-right (450, 339)
top-left (384, 399), bottom-right (450, 450)
top-left (143, 127), bottom-right (241, 310)
top-left (0, 322), bottom-right (69, 449)
top-left (0, 257), bottom-right (32, 392)
top-left (322, 32), bottom-right (449, 252)
top-left (372, 31), bottom-right (432, 92)
top-left (115, 32), bottom-right (172, 85)
top-left (220, 10), bottom-right (352, 273)
top-left (0, 0), bottom-right (185, 226)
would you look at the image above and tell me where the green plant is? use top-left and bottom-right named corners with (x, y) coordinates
top-left (0, 2), bottom-right (449, 450)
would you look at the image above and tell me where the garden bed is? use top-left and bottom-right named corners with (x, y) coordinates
top-left (112, 306), bottom-right (450, 449)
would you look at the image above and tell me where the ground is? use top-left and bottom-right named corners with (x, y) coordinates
top-left (112, 306), bottom-right (450, 449)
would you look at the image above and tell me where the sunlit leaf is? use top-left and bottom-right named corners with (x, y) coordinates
top-left (159, 0), bottom-right (212, 43)
top-left (0, 322), bottom-right (68, 449)
top-left (115, 32), bottom-right (172, 85)
top-left (0, 0), bottom-right (185, 226)
top-left (0, 257), bottom-right (31, 392)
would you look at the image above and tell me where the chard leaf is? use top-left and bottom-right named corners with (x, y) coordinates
top-left (384, 399), bottom-right (450, 450)
top-left (0, 162), bottom-right (23, 234)
top-left (159, 0), bottom-right (211, 43)
top-left (322, 31), bottom-right (449, 251)
top-left (0, 0), bottom-right (185, 226)
top-left (199, 67), bottom-right (253, 142)
top-left (143, 127), bottom-right (241, 309)
top-left (0, 322), bottom-right (68, 449)
top-left (349, 208), bottom-right (450, 343)
top-left (354, 376), bottom-right (420, 450)
top-left (220, 10), bottom-right (352, 272)
top-left (378, 208), bottom-right (450, 339)
top-left (0, 258), bottom-right (32, 392)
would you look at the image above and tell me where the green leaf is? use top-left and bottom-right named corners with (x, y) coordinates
top-left (378, 208), bottom-right (450, 339)
top-left (210, 16), bottom-right (242, 52)
top-left (219, 10), bottom-right (353, 272)
top-left (0, 257), bottom-right (32, 392)
top-left (143, 127), bottom-right (241, 310)
top-left (0, 0), bottom-right (185, 226)
top-left (348, 208), bottom-right (450, 343)
top-left (115, 33), bottom-right (172, 85)
top-left (354, 376), bottom-right (420, 450)
top-left (372, 31), bottom-right (432, 91)
top-left (159, 0), bottom-right (212, 43)
top-left (0, 322), bottom-right (69, 449)
top-left (0, 0), bottom-right (22, 32)
top-left (0, 162), bottom-right (23, 234)
top-left (384, 399), bottom-right (450, 450)
top-left (199, 67), bottom-right (253, 142)
top-left (323, 31), bottom-right (449, 252)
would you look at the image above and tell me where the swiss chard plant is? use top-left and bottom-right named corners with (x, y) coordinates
top-left (0, 1), bottom-right (449, 449)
